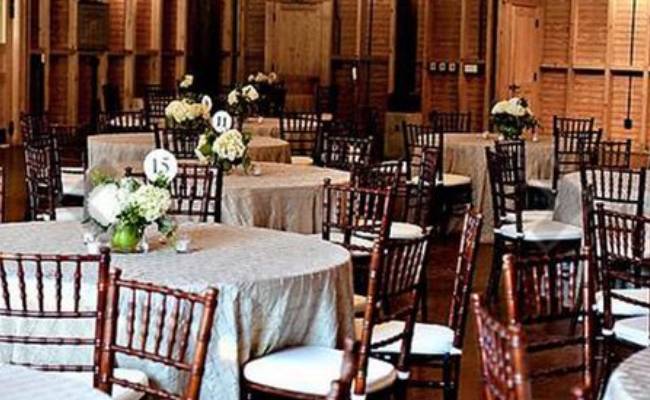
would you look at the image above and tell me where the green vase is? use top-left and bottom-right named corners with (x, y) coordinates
top-left (496, 124), bottom-right (523, 140)
top-left (111, 224), bottom-right (143, 253)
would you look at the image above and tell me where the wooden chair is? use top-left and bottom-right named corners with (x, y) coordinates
top-left (97, 269), bottom-right (218, 400)
top-left (471, 293), bottom-right (533, 400)
top-left (598, 139), bottom-right (632, 169)
top-left (0, 250), bottom-right (147, 398)
top-left (596, 205), bottom-right (650, 351)
top-left (144, 92), bottom-right (176, 127)
top-left (19, 113), bottom-right (49, 142)
top-left (553, 116), bottom-right (596, 135)
top-left (157, 126), bottom-right (201, 160)
top-left (97, 111), bottom-right (152, 134)
top-left (369, 209), bottom-right (483, 400)
top-left (485, 147), bottom-right (582, 302)
top-left (321, 132), bottom-right (373, 170)
top-left (243, 230), bottom-right (434, 398)
top-left (168, 163), bottom-right (224, 223)
top-left (502, 250), bottom-right (597, 389)
top-left (280, 112), bottom-right (322, 165)
top-left (429, 111), bottom-right (472, 133)
top-left (402, 122), bottom-right (473, 233)
top-left (401, 148), bottom-right (440, 230)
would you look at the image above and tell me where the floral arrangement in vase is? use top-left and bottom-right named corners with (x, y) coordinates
top-left (164, 95), bottom-right (213, 131)
top-left (194, 128), bottom-right (252, 173)
top-left (86, 172), bottom-right (176, 253)
top-left (490, 97), bottom-right (538, 140)
top-left (227, 84), bottom-right (260, 128)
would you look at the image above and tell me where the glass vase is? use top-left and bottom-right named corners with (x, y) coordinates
top-left (111, 224), bottom-right (144, 253)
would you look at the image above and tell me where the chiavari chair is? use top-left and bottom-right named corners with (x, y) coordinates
top-left (144, 92), bottom-right (176, 128)
top-left (325, 338), bottom-right (358, 400)
top-left (368, 210), bottom-right (482, 400)
top-left (0, 249), bottom-right (148, 399)
top-left (0, 166), bottom-right (4, 223)
top-left (168, 163), bottom-right (224, 223)
top-left (243, 230), bottom-right (434, 398)
top-left (19, 113), bottom-right (50, 142)
top-left (598, 140), bottom-right (632, 169)
top-left (97, 269), bottom-right (218, 400)
top-left (471, 293), bottom-right (533, 400)
top-left (596, 205), bottom-right (650, 352)
top-left (321, 132), bottom-right (373, 171)
top-left (429, 111), bottom-right (472, 133)
top-left (97, 111), bottom-right (152, 134)
top-left (553, 116), bottom-right (596, 135)
top-left (502, 250), bottom-right (597, 392)
top-left (402, 122), bottom-right (473, 232)
top-left (485, 147), bottom-right (582, 302)
top-left (157, 126), bottom-right (201, 160)
top-left (280, 112), bottom-right (322, 165)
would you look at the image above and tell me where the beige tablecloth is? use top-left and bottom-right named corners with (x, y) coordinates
top-left (0, 364), bottom-right (110, 400)
top-left (554, 170), bottom-right (650, 227)
top-left (444, 133), bottom-right (554, 242)
top-left (89, 162), bottom-right (350, 234)
top-left (87, 133), bottom-right (292, 169)
top-left (0, 222), bottom-right (354, 400)
top-left (604, 348), bottom-right (650, 400)
top-left (243, 117), bottom-right (280, 138)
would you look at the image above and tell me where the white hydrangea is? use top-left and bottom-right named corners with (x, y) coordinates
top-left (212, 129), bottom-right (246, 162)
top-left (491, 100), bottom-right (509, 114)
top-left (227, 90), bottom-right (239, 106)
top-left (132, 185), bottom-right (172, 223)
top-left (165, 100), bottom-right (191, 123)
top-left (254, 72), bottom-right (268, 83)
top-left (242, 85), bottom-right (259, 102)
top-left (87, 183), bottom-right (124, 227)
top-left (179, 74), bottom-right (194, 89)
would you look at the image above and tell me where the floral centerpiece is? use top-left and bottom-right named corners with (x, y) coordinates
top-left (247, 72), bottom-right (282, 116)
top-left (490, 97), bottom-right (538, 140)
top-left (165, 95), bottom-right (213, 131)
top-left (86, 172), bottom-right (176, 253)
top-left (227, 84), bottom-right (260, 127)
top-left (194, 128), bottom-right (252, 173)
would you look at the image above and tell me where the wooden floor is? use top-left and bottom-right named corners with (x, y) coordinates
top-left (0, 147), bottom-right (584, 399)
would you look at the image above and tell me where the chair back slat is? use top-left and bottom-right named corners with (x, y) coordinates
top-left (472, 293), bottom-right (533, 400)
top-left (97, 270), bottom-right (218, 400)
top-left (158, 127), bottom-right (202, 160)
top-left (486, 147), bottom-right (526, 232)
top-left (553, 127), bottom-right (602, 189)
top-left (430, 111), bottom-right (472, 133)
top-left (168, 164), bottom-right (224, 223)
top-left (98, 111), bottom-right (152, 134)
top-left (402, 122), bottom-right (444, 181)
top-left (322, 131), bottom-right (373, 170)
top-left (599, 140), bottom-right (632, 169)
top-left (580, 167), bottom-right (646, 214)
top-left (280, 112), bottom-right (322, 158)
top-left (448, 210), bottom-right (483, 348)
top-left (0, 249), bottom-right (110, 373)
top-left (145, 93), bottom-right (176, 126)
top-left (553, 116), bottom-right (595, 135)
top-left (24, 142), bottom-right (59, 221)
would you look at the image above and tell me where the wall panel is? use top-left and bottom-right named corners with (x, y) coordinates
top-left (542, 0), bottom-right (570, 65)
top-left (575, 0), bottom-right (607, 65)
top-left (540, 71), bottom-right (567, 133)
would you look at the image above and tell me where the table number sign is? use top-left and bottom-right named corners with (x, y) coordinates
top-left (211, 110), bottom-right (233, 133)
top-left (144, 149), bottom-right (178, 182)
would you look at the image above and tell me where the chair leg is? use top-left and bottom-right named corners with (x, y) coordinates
top-left (442, 355), bottom-right (453, 400)
top-left (486, 236), bottom-right (503, 303)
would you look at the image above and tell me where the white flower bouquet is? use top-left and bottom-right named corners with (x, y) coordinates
top-left (490, 97), bottom-right (538, 140)
top-left (165, 95), bottom-right (213, 131)
top-left (194, 128), bottom-right (252, 173)
top-left (86, 171), bottom-right (176, 253)
top-left (248, 72), bottom-right (280, 86)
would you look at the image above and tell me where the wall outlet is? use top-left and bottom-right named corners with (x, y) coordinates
top-left (464, 63), bottom-right (480, 74)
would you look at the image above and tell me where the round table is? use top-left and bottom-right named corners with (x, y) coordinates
top-left (87, 133), bottom-right (292, 169)
top-left (0, 222), bottom-right (354, 400)
top-left (554, 170), bottom-right (650, 227)
top-left (0, 364), bottom-right (110, 399)
top-left (604, 347), bottom-right (650, 400)
top-left (87, 162), bottom-right (350, 234)
top-left (444, 133), bottom-right (554, 242)
top-left (241, 113), bottom-right (333, 139)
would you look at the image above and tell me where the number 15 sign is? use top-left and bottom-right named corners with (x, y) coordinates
top-left (143, 149), bottom-right (178, 182)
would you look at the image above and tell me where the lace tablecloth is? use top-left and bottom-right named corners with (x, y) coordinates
top-left (0, 364), bottom-right (110, 399)
top-left (444, 133), bottom-right (554, 242)
top-left (604, 348), bottom-right (650, 400)
top-left (0, 222), bottom-right (354, 400)
top-left (87, 133), bottom-right (292, 169)
top-left (554, 170), bottom-right (650, 227)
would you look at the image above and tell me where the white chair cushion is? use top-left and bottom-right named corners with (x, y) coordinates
top-left (496, 220), bottom-right (582, 242)
top-left (612, 316), bottom-right (649, 347)
top-left (55, 207), bottom-right (84, 222)
top-left (389, 222), bottom-right (427, 240)
top-left (438, 173), bottom-right (471, 187)
top-left (595, 288), bottom-right (650, 316)
top-left (354, 294), bottom-right (368, 315)
top-left (49, 368), bottom-right (147, 400)
top-left (291, 156), bottom-right (314, 166)
top-left (355, 319), bottom-right (461, 356)
top-left (243, 346), bottom-right (396, 396)
top-left (528, 179), bottom-right (552, 190)
top-left (504, 210), bottom-right (554, 224)
top-left (62, 172), bottom-right (86, 197)
top-left (312, 232), bottom-right (373, 257)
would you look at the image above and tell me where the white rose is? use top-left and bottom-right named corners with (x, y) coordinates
top-left (491, 100), bottom-right (509, 114)
top-left (87, 183), bottom-right (123, 226)
top-left (242, 85), bottom-right (259, 102)
top-left (227, 90), bottom-right (239, 106)
top-left (179, 74), bottom-right (194, 88)
top-left (506, 101), bottom-right (526, 117)
top-left (255, 72), bottom-right (267, 83)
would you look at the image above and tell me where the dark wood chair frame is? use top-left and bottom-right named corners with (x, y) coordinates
top-left (321, 132), bottom-right (374, 171)
top-left (168, 163), bottom-right (224, 223)
top-left (157, 126), bottom-right (202, 160)
top-left (97, 111), bottom-right (153, 134)
top-left (598, 139), bottom-right (632, 169)
top-left (429, 111), bottom-right (472, 133)
top-left (280, 112), bottom-right (323, 160)
top-left (97, 269), bottom-right (218, 400)
top-left (552, 128), bottom-right (603, 192)
top-left (0, 248), bottom-right (111, 376)
top-left (24, 142), bottom-right (60, 221)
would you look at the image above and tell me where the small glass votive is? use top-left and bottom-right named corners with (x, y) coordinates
top-left (175, 234), bottom-right (191, 253)
top-left (252, 163), bottom-right (262, 176)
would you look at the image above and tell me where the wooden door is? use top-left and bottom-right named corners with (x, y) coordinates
top-left (265, 0), bottom-right (333, 111)
top-left (496, 0), bottom-right (541, 110)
